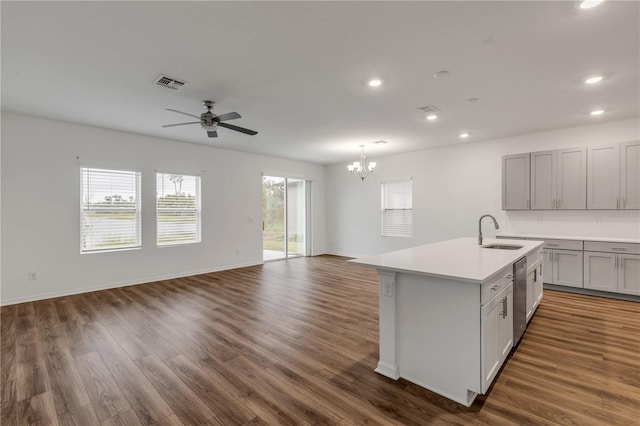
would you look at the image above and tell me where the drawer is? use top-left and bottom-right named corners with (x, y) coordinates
top-left (584, 241), bottom-right (640, 255)
top-left (482, 267), bottom-right (513, 305)
top-left (540, 239), bottom-right (583, 251)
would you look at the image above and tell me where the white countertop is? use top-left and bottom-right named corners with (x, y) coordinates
top-left (497, 233), bottom-right (640, 244)
top-left (348, 237), bottom-right (543, 284)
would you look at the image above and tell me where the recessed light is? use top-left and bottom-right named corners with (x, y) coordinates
top-left (368, 79), bottom-right (382, 87)
top-left (426, 114), bottom-right (438, 121)
top-left (466, 97), bottom-right (480, 104)
top-left (459, 132), bottom-right (470, 138)
top-left (580, 0), bottom-right (605, 9)
top-left (590, 109), bottom-right (605, 116)
top-left (584, 75), bottom-right (603, 85)
top-left (434, 70), bottom-right (450, 79)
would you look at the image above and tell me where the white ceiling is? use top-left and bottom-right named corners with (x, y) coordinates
top-left (2, 1), bottom-right (638, 165)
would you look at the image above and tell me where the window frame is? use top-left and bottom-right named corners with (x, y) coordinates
top-left (80, 167), bottom-right (142, 254)
top-left (156, 172), bottom-right (202, 247)
top-left (380, 178), bottom-right (413, 238)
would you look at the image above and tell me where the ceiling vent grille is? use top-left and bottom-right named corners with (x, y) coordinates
top-left (154, 74), bottom-right (187, 91)
top-left (417, 105), bottom-right (441, 114)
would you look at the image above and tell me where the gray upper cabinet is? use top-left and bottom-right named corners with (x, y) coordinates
top-left (588, 141), bottom-right (640, 209)
top-left (531, 148), bottom-right (586, 210)
top-left (587, 144), bottom-right (619, 209)
top-left (621, 141), bottom-right (640, 210)
top-left (504, 142), bottom-right (637, 211)
top-left (531, 151), bottom-right (555, 209)
top-left (502, 153), bottom-right (530, 210)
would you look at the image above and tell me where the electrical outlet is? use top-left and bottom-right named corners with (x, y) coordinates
top-left (383, 281), bottom-right (393, 297)
top-left (28, 272), bottom-right (37, 281)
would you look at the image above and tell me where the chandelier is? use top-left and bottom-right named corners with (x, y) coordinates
top-left (347, 145), bottom-right (377, 181)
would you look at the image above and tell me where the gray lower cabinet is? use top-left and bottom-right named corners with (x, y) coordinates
top-left (584, 241), bottom-right (640, 296)
top-left (540, 239), bottom-right (584, 288)
top-left (499, 236), bottom-right (639, 297)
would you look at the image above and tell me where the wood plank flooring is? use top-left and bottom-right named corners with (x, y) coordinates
top-left (1, 255), bottom-right (639, 425)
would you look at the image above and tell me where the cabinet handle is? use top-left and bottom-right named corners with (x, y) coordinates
top-left (611, 248), bottom-right (627, 251)
top-left (546, 243), bottom-right (559, 247)
top-left (623, 198), bottom-right (626, 209)
top-left (501, 296), bottom-right (508, 319)
top-left (526, 199), bottom-right (530, 209)
top-left (616, 198), bottom-right (620, 209)
top-left (615, 257), bottom-right (618, 269)
top-left (491, 284), bottom-right (501, 291)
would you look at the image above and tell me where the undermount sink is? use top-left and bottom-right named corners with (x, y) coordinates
top-left (482, 244), bottom-right (523, 250)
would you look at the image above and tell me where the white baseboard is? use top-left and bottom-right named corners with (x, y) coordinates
top-left (324, 250), bottom-right (365, 259)
top-left (375, 361), bottom-right (400, 380)
top-left (0, 260), bottom-right (263, 306)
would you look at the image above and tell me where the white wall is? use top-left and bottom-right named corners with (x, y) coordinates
top-left (0, 112), bottom-right (326, 305)
top-left (326, 118), bottom-right (640, 257)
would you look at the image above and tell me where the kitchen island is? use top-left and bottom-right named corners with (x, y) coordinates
top-left (349, 237), bottom-right (544, 407)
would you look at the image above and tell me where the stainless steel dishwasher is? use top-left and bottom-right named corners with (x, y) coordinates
top-left (513, 256), bottom-right (527, 347)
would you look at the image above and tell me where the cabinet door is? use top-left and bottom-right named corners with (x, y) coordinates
top-left (498, 285), bottom-right (514, 363)
top-left (534, 262), bottom-right (543, 308)
top-left (526, 269), bottom-right (535, 323)
top-left (481, 294), bottom-right (500, 393)
top-left (481, 284), bottom-right (512, 394)
top-left (583, 252), bottom-right (617, 292)
top-left (556, 147), bottom-right (586, 209)
top-left (587, 144), bottom-right (620, 209)
top-left (620, 141), bottom-right (640, 210)
top-left (553, 250), bottom-right (583, 288)
top-left (531, 151), bottom-right (556, 210)
top-left (542, 249), bottom-right (553, 284)
top-left (502, 153), bottom-right (530, 210)
top-left (618, 254), bottom-right (640, 296)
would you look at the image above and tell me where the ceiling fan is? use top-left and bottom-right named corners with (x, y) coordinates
top-left (162, 100), bottom-right (258, 138)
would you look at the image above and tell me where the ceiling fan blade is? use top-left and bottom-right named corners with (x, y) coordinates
top-left (216, 112), bottom-right (241, 122)
top-left (165, 108), bottom-right (201, 119)
top-left (162, 121), bottom-right (200, 128)
top-left (207, 130), bottom-right (218, 138)
top-left (219, 122), bottom-right (258, 135)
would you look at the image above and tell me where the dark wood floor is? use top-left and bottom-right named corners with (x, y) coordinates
top-left (1, 255), bottom-right (639, 425)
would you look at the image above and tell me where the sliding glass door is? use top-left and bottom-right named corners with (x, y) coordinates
top-left (262, 175), bottom-right (307, 261)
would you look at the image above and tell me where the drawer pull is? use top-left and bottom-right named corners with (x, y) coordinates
top-left (611, 248), bottom-right (627, 251)
top-left (491, 284), bottom-right (501, 291)
top-left (546, 243), bottom-right (559, 247)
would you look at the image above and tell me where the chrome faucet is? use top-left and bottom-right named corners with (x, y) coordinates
top-left (478, 214), bottom-right (500, 245)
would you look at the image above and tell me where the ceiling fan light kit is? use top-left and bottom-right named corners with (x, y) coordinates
top-left (162, 100), bottom-right (257, 138)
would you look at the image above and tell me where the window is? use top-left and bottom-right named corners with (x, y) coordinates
top-left (81, 168), bottom-right (141, 253)
top-left (156, 173), bottom-right (201, 246)
top-left (381, 179), bottom-right (413, 237)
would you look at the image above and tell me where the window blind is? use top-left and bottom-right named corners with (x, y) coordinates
top-left (381, 180), bottom-right (413, 237)
top-left (81, 168), bottom-right (141, 253)
top-left (157, 173), bottom-right (201, 246)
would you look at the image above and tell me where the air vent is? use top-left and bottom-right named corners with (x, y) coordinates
top-left (154, 74), bottom-right (187, 91)
top-left (417, 105), bottom-right (441, 114)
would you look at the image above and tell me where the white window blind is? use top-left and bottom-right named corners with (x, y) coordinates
top-left (381, 180), bottom-right (413, 237)
top-left (81, 168), bottom-right (141, 253)
top-left (157, 173), bottom-right (201, 246)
